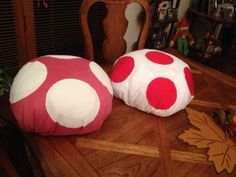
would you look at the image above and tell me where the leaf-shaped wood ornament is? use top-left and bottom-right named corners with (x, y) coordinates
top-left (179, 108), bottom-right (236, 173)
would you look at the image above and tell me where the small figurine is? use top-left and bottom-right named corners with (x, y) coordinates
top-left (152, 31), bottom-right (165, 49)
top-left (157, 1), bottom-right (170, 21)
top-left (212, 108), bottom-right (236, 138)
top-left (203, 33), bottom-right (222, 58)
top-left (169, 17), bottom-right (194, 56)
top-left (214, 3), bottom-right (234, 18)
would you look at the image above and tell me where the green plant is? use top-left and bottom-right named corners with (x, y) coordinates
top-left (0, 68), bottom-right (12, 96)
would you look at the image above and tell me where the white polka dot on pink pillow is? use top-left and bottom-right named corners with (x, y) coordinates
top-left (111, 49), bottom-right (194, 117)
top-left (10, 55), bottom-right (113, 135)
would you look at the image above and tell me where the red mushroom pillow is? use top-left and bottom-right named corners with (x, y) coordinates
top-left (110, 49), bottom-right (194, 117)
top-left (10, 55), bottom-right (113, 135)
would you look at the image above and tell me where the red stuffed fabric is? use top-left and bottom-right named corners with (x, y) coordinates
top-left (10, 55), bottom-right (113, 135)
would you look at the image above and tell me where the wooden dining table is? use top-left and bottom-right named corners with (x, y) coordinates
top-left (1, 48), bottom-right (236, 177)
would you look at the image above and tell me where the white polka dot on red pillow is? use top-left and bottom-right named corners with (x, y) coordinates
top-left (10, 55), bottom-right (113, 135)
top-left (111, 49), bottom-right (194, 117)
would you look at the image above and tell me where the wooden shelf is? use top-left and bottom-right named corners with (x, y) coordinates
top-left (190, 9), bottom-right (236, 25)
top-left (188, 8), bottom-right (236, 74)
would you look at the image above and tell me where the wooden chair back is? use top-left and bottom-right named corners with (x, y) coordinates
top-left (80, 0), bottom-right (151, 64)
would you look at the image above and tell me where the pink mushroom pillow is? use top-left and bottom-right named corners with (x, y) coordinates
top-left (10, 55), bottom-right (113, 135)
top-left (110, 49), bottom-right (194, 117)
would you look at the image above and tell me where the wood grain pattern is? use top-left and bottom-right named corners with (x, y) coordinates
top-left (75, 138), bottom-right (160, 157)
top-left (19, 49), bottom-right (236, 176)
top-left (33, 136), bottom-right (101, 177)
top-left (102, 4), bottom-right (127, 63)
top-left (80, 0), bottom-right (151, 63)
top-left (170, 150), bottom-right (209, 164)
top-left (190, 99), bottom-right (236, 110)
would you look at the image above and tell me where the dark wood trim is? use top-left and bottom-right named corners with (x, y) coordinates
top-left (190, 9), bottom-right (236, 25)
top-left (22, 0), bottom-right (37, 60)
top-left (14, 0), bottom-right (36, 65)
top-left (14, 0), bottom-right (28, 66)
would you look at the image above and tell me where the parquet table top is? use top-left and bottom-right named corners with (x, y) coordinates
top-left (17, 49), bottom-right (236, 177)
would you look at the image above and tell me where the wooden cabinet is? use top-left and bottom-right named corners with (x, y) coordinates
top-left (187, 6), bottom-right (236, 72)
top-left (148, 0), bottom-right (180, 49)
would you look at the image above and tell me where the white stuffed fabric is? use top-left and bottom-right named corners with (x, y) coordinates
top-left (110, 49), bottom-right (194, 117)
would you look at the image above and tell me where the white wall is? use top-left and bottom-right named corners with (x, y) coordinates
top-left (176, 0), bottom-right (192, 20)
top-left (124, 3), bottom-right (143, 53)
